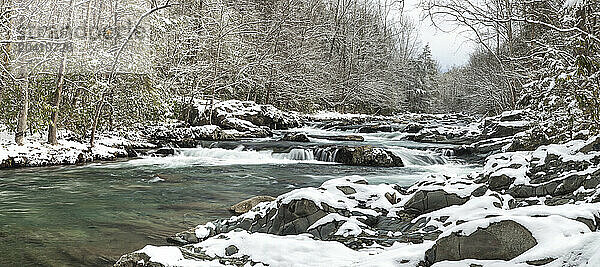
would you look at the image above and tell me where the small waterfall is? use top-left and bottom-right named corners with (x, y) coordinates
top-left (313, 147), bottom-right (339, 162)
top-left (389, 148), bottom-right (448, 166)
top-left (440, 149), bottom-right (455, 157)
top-left (284, 148), bottom-right (315, 161)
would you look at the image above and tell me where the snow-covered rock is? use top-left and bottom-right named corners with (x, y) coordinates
top-left (143, 124), bottom-right (236, 147)
top-left (425, 220), bottom-right (537, 264)
top-left (329, 146), bottom-right (404, 167)
top-left (197, 100), bottom-right (302, 130)
top-left (480, 136), bottom-right (600, 203)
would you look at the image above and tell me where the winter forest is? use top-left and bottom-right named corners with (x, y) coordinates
top-left (2, 0), bottom-right (600, 266)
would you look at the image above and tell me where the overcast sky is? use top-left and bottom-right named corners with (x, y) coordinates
top-left (402, 0), bottom-right (475, 71)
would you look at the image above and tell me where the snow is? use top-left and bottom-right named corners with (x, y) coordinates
top-left (0, 127), bottom-right (132, 168)
top-left (117, 130), bottom-right (600, 266)
top-left (279, 186), bottom-right (358, 210)
top-left (483, 151), bottom-right (531, 185)
top-left (482, 136), bottom-right (600, 187)
top-left (135, 245), bottom-right (225, 267)
top-left (405, 174), bottom-right (483, 198)
top-left (129, 231), bottom-right (436, 266)
top-left (9, 104), bottom-right (594, 267)
top-left (497, 121), bottom-right (530, 128)
top-left (222, 117), bottom-right (256, 130)
top-left (197, 231), bottom-right (367, 266)
top-left (564, 0), bottom-right (585, 8)
top-left (195, 222), bottom-right (216, 239)
top-left (190, 231), bottom-right (432, 267)
top-left (432, 228), bottom-right (600, 267)
top-left (307, 111), bottom-right (376, 121)
top-left (212, 100), bottom-right (262, 118)
top-left (308, 213), bottom-right (367, 237)
top-left (192, 125), bottom-right (220, 135)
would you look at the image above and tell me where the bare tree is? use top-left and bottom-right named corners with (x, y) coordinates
top-left (89, 0), bottom-right (174, 147)
top-left (48, 0), bottom-right (75, 145)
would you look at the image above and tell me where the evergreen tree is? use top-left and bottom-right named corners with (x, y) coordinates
top-left (406, 44), bottom-right (438, 113)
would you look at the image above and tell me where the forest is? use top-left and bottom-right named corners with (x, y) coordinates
top-left (2, 0), bottom-right (598, 146)
top-left (2, 0), bottom-right (600, 266)
top-left (1, 0), bottom-right (430, 143)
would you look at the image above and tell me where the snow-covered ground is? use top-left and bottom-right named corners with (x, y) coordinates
top-left (0, 127), bottom-right (153, 168)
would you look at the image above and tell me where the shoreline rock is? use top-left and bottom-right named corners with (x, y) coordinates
top-left (229, 196), bottom-right (276, 215)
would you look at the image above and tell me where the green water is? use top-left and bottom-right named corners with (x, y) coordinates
top-left (0, 136), bottom-right (479, 266)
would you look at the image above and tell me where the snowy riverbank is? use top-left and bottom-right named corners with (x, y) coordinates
top-left (0, 127), bottom-right (148, 168)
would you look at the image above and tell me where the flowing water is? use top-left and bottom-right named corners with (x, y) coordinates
top-left (0, 127), bottom-right (480, 266)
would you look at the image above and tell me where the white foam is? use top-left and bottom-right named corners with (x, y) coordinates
top-left (124, 146), bottom-right (333, 168)
top-left (388, 147), bottom-right (448, 166)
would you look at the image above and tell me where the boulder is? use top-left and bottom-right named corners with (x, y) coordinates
top-left (333, 146), bottom-right (404, 167)
top-left (425, 220), bottom-right (537, 264)
top-left (281, 133), bottom-right (310, 142)
top-left (499, 110), bottom-right (527, 122)
top-left (219, 117), bottom-right (273, 138)
top-left (205, 100), bottom-right (301, 130)
top-left (403, 189), bottom-right (469, 215)
top-left (308, 134), bottom-right (365, 142)
top-left (487, 174), bottom-right (515, 191)
top-left (220, 117), bottom-right (261, 132)
top-left (169, 198), bottom-right (341, 245)
top-left (404, 123), bottom-right (424, 134)
top-left (229, 196), bottom-right (276, 215)
top-left (153, 148), bottom-right (176, 156)
top-left (580, 136), bottom-right (600, 153)
top-left (408, 126), bottom-right (479, 145)
top-left (358, 124), bottom-right (393, 133)
top-left (505, 126), bottom-right (551, 152)
top-left (482, 111), bottom-right (532, 139)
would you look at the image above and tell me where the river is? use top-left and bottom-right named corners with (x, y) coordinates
top-left (0, 128), bottom-right (480, 266)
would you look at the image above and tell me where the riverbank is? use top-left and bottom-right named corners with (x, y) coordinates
top-left (0, 129), bottom-right (139, 168)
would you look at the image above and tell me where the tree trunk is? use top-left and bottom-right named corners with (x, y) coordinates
top-left (89, 96), bottom-right (104, 147)
top-left (48, 57), bottom-right (66, 145)
top-left (15, 80), bottom-right (28, 146)
top-left (48, 0), bottom-right (73, 145)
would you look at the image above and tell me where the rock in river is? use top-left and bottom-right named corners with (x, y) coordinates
top-left (333, 146), bottom-right (404, 167)
top-left (308, 134), bottom-right (365, 142)
top-left (281, 133), bottom-right (310, 142)
top-left (358, 124), bottom-right (393, 133)
top-left (229, 196), bottom-right (276, 215)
